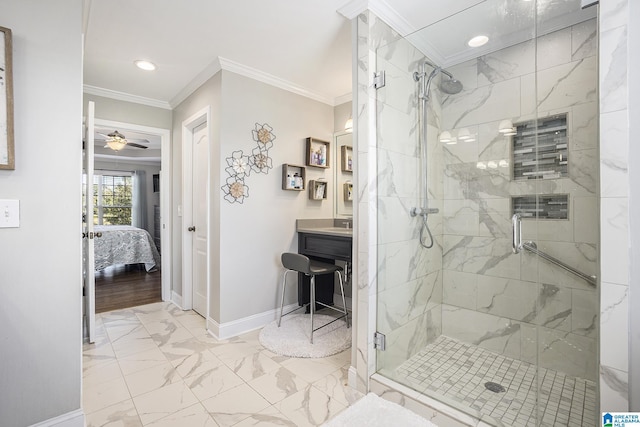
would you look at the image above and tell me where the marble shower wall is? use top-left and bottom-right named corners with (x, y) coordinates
top-left (374, 20), bottom-right (444, 373)
top-left (439, 19), bottom-right (599, 382)
top-left (598, 0), bottom-right (630, 411)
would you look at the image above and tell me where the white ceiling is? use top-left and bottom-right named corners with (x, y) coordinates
top-left (83, 0), bottom-right (596, 152)
top-left (83, 0), bottom-right (354, 108)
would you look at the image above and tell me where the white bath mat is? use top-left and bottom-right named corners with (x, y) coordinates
top-left (322, 393), bottom-right (437, 427)
top-left (259, 313), bottom-right (350, 358)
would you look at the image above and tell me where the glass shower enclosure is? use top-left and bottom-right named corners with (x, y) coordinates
top-left (374, 1), bottom-right (599, 426)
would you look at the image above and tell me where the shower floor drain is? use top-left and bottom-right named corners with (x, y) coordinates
top-left (484, 382), bottom-right (506, 393)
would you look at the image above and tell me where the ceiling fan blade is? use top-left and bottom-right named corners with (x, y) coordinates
top-left (97, 132), bottom-right (111, 138)
top-left (126, 138), bottom-right (150, 143)
top-left (127, 142), bottom-right (148, 149)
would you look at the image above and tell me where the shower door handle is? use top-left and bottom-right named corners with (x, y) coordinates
top-left (512, 214), bottom-right (522, 254)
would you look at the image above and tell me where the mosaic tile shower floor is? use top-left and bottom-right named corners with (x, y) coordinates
top-left (394, 336), bottom-right (596, 427)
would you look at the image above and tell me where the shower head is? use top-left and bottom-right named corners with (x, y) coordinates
top-left (439, 78), bottom-right (463, 95)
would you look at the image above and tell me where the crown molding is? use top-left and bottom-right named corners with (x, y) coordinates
top-left (337, 0), bottom-right (368, 19)
top-left (218, 57), bottom-right (335, 106)
top-left (338, 0), bottom-right (415, 36)
top-left (334, 92), bottom-right (353, 106)
top-left (368, 0), bottom-right (416, 37)
top-left (83, 85), bottom-right (171, 110)
top-left (169, 57), bottom-right (223, 108)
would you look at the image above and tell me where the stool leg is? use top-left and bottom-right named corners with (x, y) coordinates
top-left (278, 270), bottom-right (289, 327)
top-left (337, 271), bottom-right (349, 328)
top-left (310, 275), bottom-right (315, 344)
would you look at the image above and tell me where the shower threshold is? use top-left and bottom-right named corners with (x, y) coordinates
top-left (390, 336), bottom-right (596, 427)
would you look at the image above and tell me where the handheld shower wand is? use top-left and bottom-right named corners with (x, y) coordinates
top-left (411, 60), bottom-right (462, 249)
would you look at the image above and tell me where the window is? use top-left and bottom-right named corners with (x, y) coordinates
top-left (83, 171), bottom-right (133, 225)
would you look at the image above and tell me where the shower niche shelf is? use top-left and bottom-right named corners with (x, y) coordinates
top-left (512, 194), bottom-right (569, 220)
top-left (512, 114), bottom-right (568, 181)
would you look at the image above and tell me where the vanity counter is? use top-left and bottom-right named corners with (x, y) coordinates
top-left (295, 219), bottom-right (352, 309)
top-left (296, 218), bottom-right (352, 238)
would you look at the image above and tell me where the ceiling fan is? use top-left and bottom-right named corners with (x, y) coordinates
top-left (96, 130), bottom-right (149, 151)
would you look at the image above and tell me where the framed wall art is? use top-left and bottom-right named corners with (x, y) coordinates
top-left (0, 26), bottom-right (14, 170)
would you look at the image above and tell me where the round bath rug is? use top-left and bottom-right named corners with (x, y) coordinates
top-left (259, 313), bottom-right (351, 358)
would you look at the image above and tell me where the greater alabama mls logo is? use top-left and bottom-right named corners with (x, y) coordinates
top-left (604, 413), bottom-right (613, 427)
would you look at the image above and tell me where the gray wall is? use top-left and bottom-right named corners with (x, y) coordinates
top-left (172, 69), bottom-right (335, 327)
top-left (83, 93), bottom-right (172, 129)
top-left (171, 72), bottom-right (222, 314)
top-left (0, 1), bottom-right (83, 425)
top-left (218, 71), bottom-right (334, 323)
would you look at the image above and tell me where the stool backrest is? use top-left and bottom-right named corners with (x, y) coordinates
top-left (281, 252), bottom-right (312, 275)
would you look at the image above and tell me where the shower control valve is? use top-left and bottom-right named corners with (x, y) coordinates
top-left (410, 207), bottom-right (439, 217)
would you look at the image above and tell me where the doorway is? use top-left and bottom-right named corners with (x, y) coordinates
top-left (181, 108), bottom-right (211, 318)
top-left (89, 118), bottom-right (172, 312)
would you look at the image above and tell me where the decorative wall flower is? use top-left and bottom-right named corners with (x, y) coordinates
top-left (249, 147), bottom-right (273, 174)
top-left (252, 123), bottom-right (276, 150)
top-left (225, 150), bottom-right (251, 178)
top-left (221, 176), bottom-right (249, 204)
top-left (221, 122), bottom-right (276, 204)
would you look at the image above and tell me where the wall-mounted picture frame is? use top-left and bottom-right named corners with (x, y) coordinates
top-left (305, 137), bottom-right (330, 168)
top-left (0, 26), bottom-right (14, 170)
top-left (341, 145), bottom-right (353, 173)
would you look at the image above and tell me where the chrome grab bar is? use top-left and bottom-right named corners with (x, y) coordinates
top-left (511, 214), bottom-right (597, 287)
top-left (512, 213), bottom-right (523, 253)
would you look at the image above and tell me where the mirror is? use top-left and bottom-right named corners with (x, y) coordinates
top-left (333, 131), bottom-right (353, 218)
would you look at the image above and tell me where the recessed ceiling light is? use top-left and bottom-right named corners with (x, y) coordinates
top-left (134, 60), bottom-right (156, 71)
top-left (468, 35), bottom-right (489, 48)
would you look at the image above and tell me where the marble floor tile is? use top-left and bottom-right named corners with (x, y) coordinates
top-left (123, 362), bottom-right (182, 397)
top-left (159, 337), bottom-right (216, 362)
top-left (275, 384), bottom-right (346, 427)
top-left (247, 366), bottom-right (309, 404)
top-left (201, 383), bottom-right (271, 427)
top-left (184, 363), bottom-right (245, 401)
top-left (84, 302), bottom-right (358, 427)
top-left (83, 375), bottom-right (131, 415)
top-left (312, 367), bottom-right (363, 407)
top-left (118, 347), bottom-right (169, 376)
top-left (112, 336), bottom-right (159, 359)
top-left (132, 381), bottom-right (200, 425)
top-left (280, 357), bottom-right (341, 383)
top-left (85, 398), bottom-right (142, 427)
top-left (224, 351), bottom-right (282, 382)
top-left (146, 403), bottom-right (218, 427)
top-left (171, 348), bottom-right (224, 379)
top-left (84, 360), bottom-right (124, 388)
top-left (232, 405), bottom-right (297, 427)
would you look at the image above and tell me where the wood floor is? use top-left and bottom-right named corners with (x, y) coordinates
top-left (95, 264), bottom-right (161, 313)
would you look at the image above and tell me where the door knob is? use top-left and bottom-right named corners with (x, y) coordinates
top-left (187, 226), bottom-right (196, 232)
top-left (95, 232), bottom-right (102, 238)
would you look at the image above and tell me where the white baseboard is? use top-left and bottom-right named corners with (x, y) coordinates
top-left (206, 303), bottom-right (300, 340)
top-left (29, 409), bottom-right (84, 427)
top-left (171, 291), bottom-right (183, 309)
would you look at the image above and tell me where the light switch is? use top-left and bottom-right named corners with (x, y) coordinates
top-left (0, 199), bottom-right (20, 228)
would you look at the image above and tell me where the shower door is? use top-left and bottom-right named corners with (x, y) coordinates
top-left (372, 1), bottom-right (599, 426)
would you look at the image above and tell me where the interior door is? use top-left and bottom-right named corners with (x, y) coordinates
top-left (83, 101), bottom-right (96, 343)
top-left (192, 123), bottom-right (208, 316)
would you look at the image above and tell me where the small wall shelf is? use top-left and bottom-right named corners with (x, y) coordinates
top-left (341, 145), bottom-right (353, 173)
top-left (309, 180), bottom-right (328, 200)
top-left (282, 164), bottom-right (305, 191)
top-left (306, 137), bottom-right (330, 169)
top-left (344, 182), bottom-right (353, 201)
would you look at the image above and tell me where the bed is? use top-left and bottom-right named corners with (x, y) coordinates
top-left (94, 225), bottom-right (161, 272)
